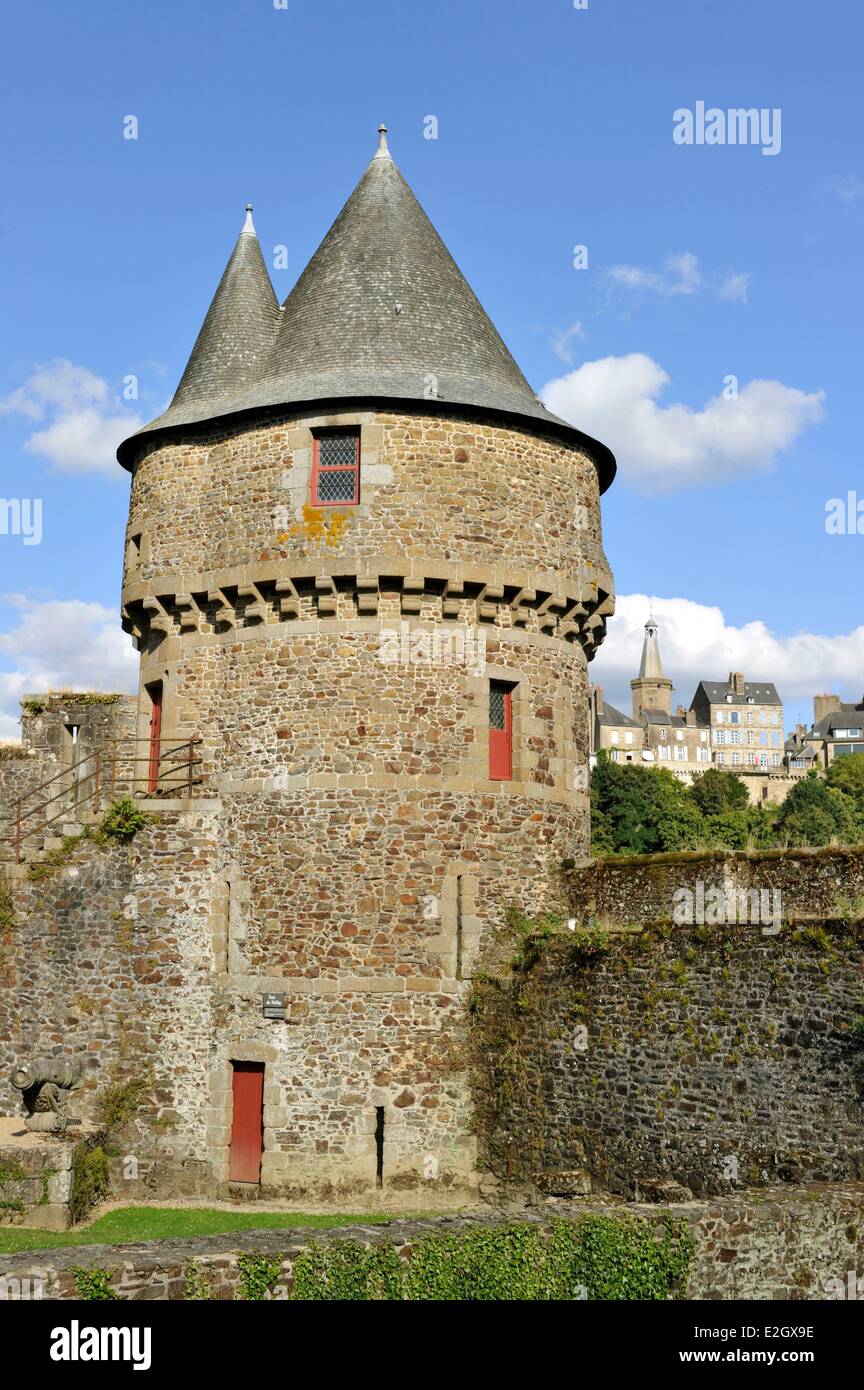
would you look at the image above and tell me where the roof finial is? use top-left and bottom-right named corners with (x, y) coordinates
top-left (374, 123), bottom-right (392, 161)
top-left (241, 203), bottom-right (256, 237)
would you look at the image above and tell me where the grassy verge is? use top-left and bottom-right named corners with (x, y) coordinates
top-left (0, 1206), bottom-right (413, 1254)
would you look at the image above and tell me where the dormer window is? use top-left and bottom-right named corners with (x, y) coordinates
top-left (312, 431), bottom-right (360, 505)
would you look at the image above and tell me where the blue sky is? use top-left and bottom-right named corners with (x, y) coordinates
top-left (0, 0), bottom-right (861, 737)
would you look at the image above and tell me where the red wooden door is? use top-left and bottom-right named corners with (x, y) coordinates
top-left (230, 1062), bottom-right (264, 1183)
top-left (146, 683), bottom-right (163, 793)
top-left (489, 683), bottom-right (513, 780)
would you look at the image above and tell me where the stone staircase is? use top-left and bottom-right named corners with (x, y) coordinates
top-left (2, 812), bottom-right (101, 877)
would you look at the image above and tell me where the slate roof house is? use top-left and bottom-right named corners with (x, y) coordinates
top-left (787, 695), bottom-right (864, 769)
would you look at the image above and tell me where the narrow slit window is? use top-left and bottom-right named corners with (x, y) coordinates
top-left (312, 432), bottom-right (360, 506)
top-left (489, 680), bottom-right (513, 781)
top-left (455, 874), bottom-right (464, 980)
top-left (374, 1106), bottom-right (385, 1187)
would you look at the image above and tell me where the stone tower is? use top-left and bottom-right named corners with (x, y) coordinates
top-left (631, 618), bottom-right (673, 717)
top-left (117, 128), bottom-right (616, 1201)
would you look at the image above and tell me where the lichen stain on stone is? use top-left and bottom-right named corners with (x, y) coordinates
top-left (279, 504), bottom-right (353, 548)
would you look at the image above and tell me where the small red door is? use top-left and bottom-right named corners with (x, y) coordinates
top-left (489, 682), bottom-right (513, 780)
top-left (146, 682), bottom-right (163, 793)
top-left (230, 1062), bottom-right (264, 1183)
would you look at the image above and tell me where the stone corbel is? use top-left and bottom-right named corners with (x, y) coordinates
top-left (583, 611), bottom-right (606, 652)
top-left (238, 582), bottom-right (268, 625)
top-left (400, 576), bottom-right (425, 615)
top-left (142, 596), bottom-right (172, 636)
top-left (536, 592), bottom-right (567, 633)
top-left (595, 592), bottom-right (616, 619)
top-left (275, 578), bottom-right (300, 619)
top-left (509, 587), bottom-right (536, 626)
top-left (442, 580), bottom-right (464, 619)
top-left (557, 595), bottom-right (589, 642)
top-left (477, 582), bottom-right (504, 622)
top-left (315, 575), bottom-right (337, 617)
top-left (121, 604), bottom-right (144, 644)
top-left (208, 588), bottom-right (236, 630)
top-left (356, 575), bottom-right (380, 615)
top-left (176, 593), bottom-right (202, 633)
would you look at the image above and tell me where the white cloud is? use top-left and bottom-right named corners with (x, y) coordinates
top-left (718, 271), bottom-right (750, 304)
top-left (610, 251), bottom-right (702, 297)
top-left (0, 360), bottom-right (143, 477)
top-left (542, 353), bottom-right (824, 492)
top-left (821, 173), bottom-right (864, 204)
top-left (608, 252), bottom-right (750, 304)
top-left (0, 595), bottom-right (137, 737)
top-left (591, 594), bottom-right (864, 729)
top-left (551, 322), bottom-right (584, 365)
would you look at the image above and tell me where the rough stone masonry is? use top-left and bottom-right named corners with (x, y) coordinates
top-left (0, 129), bottom-right (616, 1205)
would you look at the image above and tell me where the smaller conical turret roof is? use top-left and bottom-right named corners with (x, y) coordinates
top-left (170, 205), bottom-right (280, 411)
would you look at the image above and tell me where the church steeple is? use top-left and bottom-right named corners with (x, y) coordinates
top-left (631, 616), bottom-right (673, 717)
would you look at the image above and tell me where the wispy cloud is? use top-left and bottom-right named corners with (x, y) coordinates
top-left (608, 252), bottom-right (749, 304)
top-left (820, 173), bottom-right (864, 204)
top-left (718, 271), bottom-right (750, 304)
top-left (550, 322), bottom-right (584, 365)
top-left (610, 251), bottom-right (703, 297)
top-left (0, 359), bottom-right (143, 477)
top-left (542, 353), bottom-right (824, 493)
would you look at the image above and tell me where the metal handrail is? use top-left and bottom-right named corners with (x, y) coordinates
top-left (11, 738), bottom-right (205, 863)
top-left (13, 737), bottom-right (198, 810)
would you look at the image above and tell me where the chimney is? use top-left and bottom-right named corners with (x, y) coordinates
top-left (813, 693), bottom-right (841, 723)
top-left (729, 671), bottom-right (745, 696)
top-left (686, 707), bottom-right (697, 727)
top-left (592, 685), bottom-right (604, 717)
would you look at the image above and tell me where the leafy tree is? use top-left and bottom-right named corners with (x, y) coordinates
top-left (590, 752), bottom-right (693, 855)
top-left (591, 753), bottom-right (861, 856)
top-left (689, 767), bottom-right (749, 817)
top-left (774, 772), bottom-right (859, 848)
top-left (826, 753), bottom-right (864, 840)
top-left (655, 799), bottom-right (705, 852)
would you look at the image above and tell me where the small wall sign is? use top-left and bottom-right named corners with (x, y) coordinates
top-left (262, 992), bottom-right (286, 1020)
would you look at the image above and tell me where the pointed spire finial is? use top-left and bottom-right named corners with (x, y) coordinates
top-left (241, 204), bottom-right (256, 237)
top-left (374, 123), bottom-right (392, 161)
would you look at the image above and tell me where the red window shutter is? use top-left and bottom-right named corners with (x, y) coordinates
top-left (489, 683), bottom-right (513, 780)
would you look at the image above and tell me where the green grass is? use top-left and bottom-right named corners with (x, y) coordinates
top-left (0, 1206), bottom-right (412, 1254)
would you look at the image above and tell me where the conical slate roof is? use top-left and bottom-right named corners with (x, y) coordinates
top-left (170, 206), bottom-right (280, 411)
top-left (117, 128), bottom-right (615, 489)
